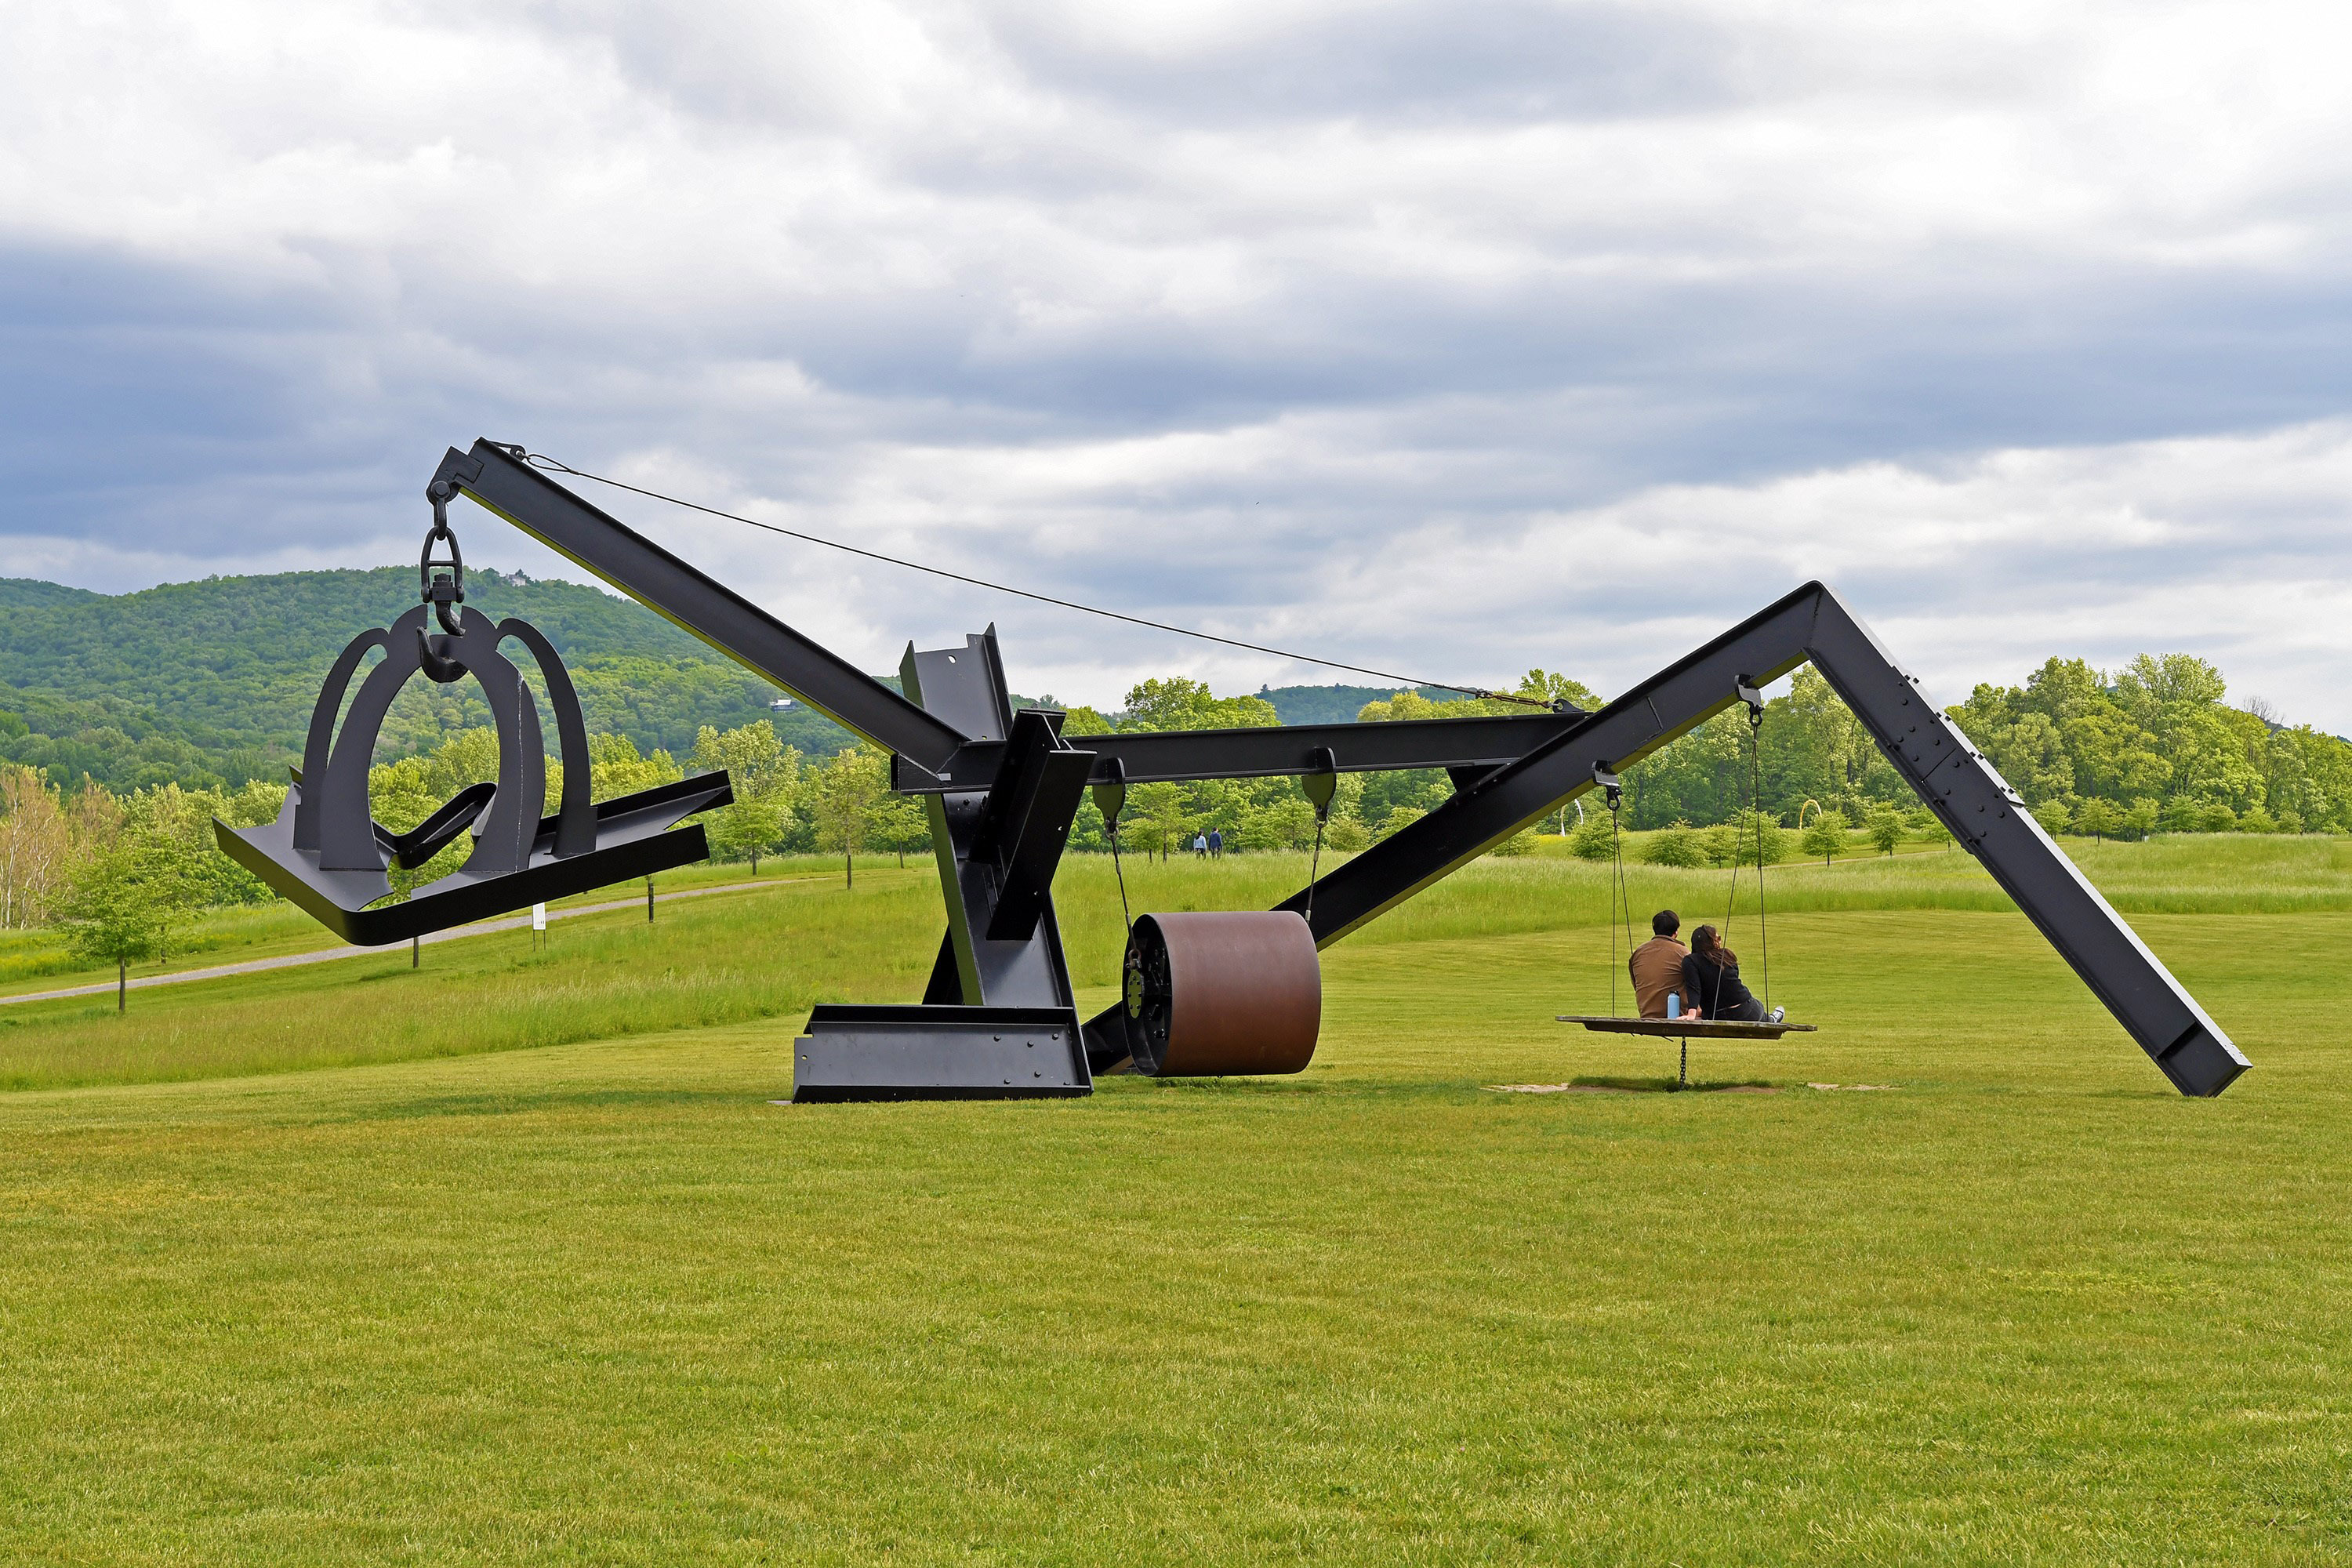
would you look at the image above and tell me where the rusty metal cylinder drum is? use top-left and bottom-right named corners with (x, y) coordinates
top-left (1122, 911), bottom-right (1320, 1076)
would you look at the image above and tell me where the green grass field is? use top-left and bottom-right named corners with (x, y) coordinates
top-left (2, 838), bottom-right (2347, 1563)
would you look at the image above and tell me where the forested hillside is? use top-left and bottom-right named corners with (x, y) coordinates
top-left (0, 568), bottom-right (859, 790)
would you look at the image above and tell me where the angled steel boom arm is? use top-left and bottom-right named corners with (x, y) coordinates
top-left (1276, 582), bottom-right (2248, 1098)
top-left (433, 440), bottom-right (971, 772)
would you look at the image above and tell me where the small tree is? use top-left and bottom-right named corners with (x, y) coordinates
top-left (2125, 798), bottom-right (2160, 840)
top-left (1325, 815), bottom-right (1370, 853)
top-left (2030, 799), bottom-right (2074, 838)
top-left (56, 843), bottom-right (162, 1011)
top-left (706, 794), bottom-right (787, 873)
top-left (1373, 806), bottom-right (1426, 844)
top-left (1126, 782), bottom-right (1189, 862)
top-left (1727, 807), bottom-right (1787, 867)
top-left (2075, 797), bottom-right (2118, 843)
top-left (1800, 808), bottom-right (1847, 867)
top-left (1566, 811), bottom-right (1616, 862)
top-left (1643, 821), bottom-right (1704, 868)
top-left (868, 792), bottom-right (931, 868)
top-left (810, 746), bottom-right (891, 887)
top-left (1867, 808), bottom-right (1905, 856)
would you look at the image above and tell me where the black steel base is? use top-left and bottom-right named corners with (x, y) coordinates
top-left (790, 1004), bottom-right (1092, 1102)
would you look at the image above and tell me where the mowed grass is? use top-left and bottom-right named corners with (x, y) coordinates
top-left (0, 838), bottom-right (2347, 1562)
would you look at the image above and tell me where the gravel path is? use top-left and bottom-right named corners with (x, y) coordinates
top-left (1, 877), bottom-right (827, 1007)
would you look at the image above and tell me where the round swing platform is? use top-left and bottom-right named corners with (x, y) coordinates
top-left (1556, 1015), bottom-right (1818, 1041)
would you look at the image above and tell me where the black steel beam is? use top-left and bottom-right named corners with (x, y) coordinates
top-left (891, 711), bottom-right (1576, 793)
top-left (900, 630), bottom-right (1077, 1008)
top-left (973, 708), bottom-right (1095, 941)
top-left (435, 440), bottom-right (971, 773)
top-left (1274, 582), bottom-right (2247, 1098)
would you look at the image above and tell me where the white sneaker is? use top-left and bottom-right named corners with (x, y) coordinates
top-left (1766, 1006), bottom-right (1786, 1023)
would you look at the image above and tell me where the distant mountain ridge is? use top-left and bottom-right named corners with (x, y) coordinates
top-left (0, 568), bottom-right (851, 790)
top-left (0, 569), bottom-right (1421, 793)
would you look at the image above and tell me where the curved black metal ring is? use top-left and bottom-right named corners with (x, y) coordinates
top-left (494, 618), bottom-right (597, 859)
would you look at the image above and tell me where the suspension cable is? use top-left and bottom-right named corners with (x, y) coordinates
top-left (503, 447), bottom-right (1555, 710)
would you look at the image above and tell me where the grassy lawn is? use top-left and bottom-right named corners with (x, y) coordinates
top-left (0, 839), bottom-right (2346, 1562)
top-left (0, 857), bottom-right (870, 1001)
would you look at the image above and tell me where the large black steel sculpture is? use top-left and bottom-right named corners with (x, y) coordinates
top-left (227, 437), bottom-right (2250, 1102)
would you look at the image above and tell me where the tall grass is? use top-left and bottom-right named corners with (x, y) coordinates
top-left (0, 872), bottom-right (943, 1091)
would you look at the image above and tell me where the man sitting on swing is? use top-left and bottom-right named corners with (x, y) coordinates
top-left (1628, 909), bottom-right (1689, 1019)
top-left (1681, 924), bottom-right (1786, 1023)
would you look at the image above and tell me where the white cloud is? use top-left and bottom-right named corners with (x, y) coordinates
top-left (3, 0), bottom-right (2351, 728)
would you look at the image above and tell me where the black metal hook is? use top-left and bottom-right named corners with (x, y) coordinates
top-left (419, 494), bottom-right (466, 636)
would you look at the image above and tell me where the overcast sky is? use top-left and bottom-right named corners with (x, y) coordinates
top-left (6, 0), bottom-right (2352, 724)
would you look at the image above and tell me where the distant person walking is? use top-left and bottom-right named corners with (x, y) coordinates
top-left (1628, 910), bottom-right (1688, 1018)
top-left (1207, 829), bottom-right (1223, 858)
top-left (1192, 833), bottom-right (1208, 858)
top-left (1681, 924), bottom-right (1785, 1022)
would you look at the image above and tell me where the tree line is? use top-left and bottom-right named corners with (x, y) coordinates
top-left (5, 649), bottom-right (2344, 1007)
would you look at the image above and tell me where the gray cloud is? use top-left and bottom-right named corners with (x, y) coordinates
top-left (4, 0), bottom-right (2352, 724)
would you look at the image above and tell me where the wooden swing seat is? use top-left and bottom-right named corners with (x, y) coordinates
top-left (1556, 1015), bottom-right (1819, 1041)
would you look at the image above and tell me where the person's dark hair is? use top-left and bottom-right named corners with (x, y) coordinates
top-left (1691, 924), bottom-right (1737, 968)
top-left (1652, 909), bottom-right (1679, 936)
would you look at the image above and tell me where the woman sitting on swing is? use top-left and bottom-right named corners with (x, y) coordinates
top-left (1679, 924), bottom-right (1787, 1023)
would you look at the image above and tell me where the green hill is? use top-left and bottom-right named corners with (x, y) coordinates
top-left (0, 570), bottom-right (1481, 793)
top-left (0, 568), bottom-right (866, 790)
top-left (1253, 683), bottom-right (1459, 725)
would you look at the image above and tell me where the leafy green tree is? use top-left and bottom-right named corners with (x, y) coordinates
top-left (588, 733), bottom-right (684, 801)
top-left (1121, 677), bottom-right (1279, 733)
top-left (1989, 713), bottom-right (2072, 806)
top-left (56, 841), bottom-right (162, 1011)
top-left (2198, 801), bottom-right (2238, 833)
top-left (1866, 807), bottom-right (1906, 855)
top-left (2114, 652), bottom-right (2227, 715)
top-left (1488, 828), bottom-right (1539, 857)
top-left (1643, 821), bottom-right (1704, 868)
top-left (690, 720), bottom-right (797, 802)
top-left (706, 795), bottom-right (787, 872)
top-left (809, 746), bottom-right (891, 887)
top-left (1799, 808), bottom-right (1847, 866)
top-left (2074, 797), bottom-right (2118, 842)
top-left (1124, 782), bottom-right (1189, 861)
top-left (1730, 807), bottom-right (1788, 867)
top-left (1373, 806), bottom-right (1426, 844)
top-left (2124, 798), bottom-right (2159, 840)
top-left (867, 791), bottom-right (931, 868)
top-left (1567, 809), bottom-right (1616, 861)
top-left (2029, 799), bottom-right (2074, 837)
top-left (1325, 815), bottom-right (1370, 853)
top-left (2063, 709), bottom-right (2169, 801)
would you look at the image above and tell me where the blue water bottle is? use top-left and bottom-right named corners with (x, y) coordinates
top-left (1667, 991), bottom-right (1680, 1019)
